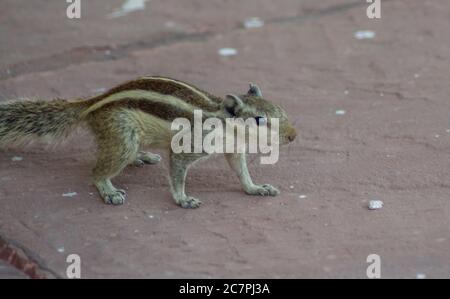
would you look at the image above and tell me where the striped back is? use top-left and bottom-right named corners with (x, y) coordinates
top-left (81, 76), bottom-right (226, 123)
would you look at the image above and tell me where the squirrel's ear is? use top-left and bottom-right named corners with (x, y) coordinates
top-left (248, 83), bottom-right (263, 97)
top-left (224, 94), bottom-right (244, 116)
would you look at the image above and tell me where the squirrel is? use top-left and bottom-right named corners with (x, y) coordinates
top-left (0, 77), bottom-right (297, 208)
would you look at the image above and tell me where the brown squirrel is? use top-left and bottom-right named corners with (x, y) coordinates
top-left (0, 77), bottom-right (297, 208)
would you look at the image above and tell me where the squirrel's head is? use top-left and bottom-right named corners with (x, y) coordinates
top-left (222, 84), bottom-right (297, 145)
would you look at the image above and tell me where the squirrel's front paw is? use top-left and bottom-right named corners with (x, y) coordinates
top-left (178, 196), bottom-right (202, 209)
top-left (246, 184), bottom-right (280, 196)
top-left (102, 189), bottom-right (126, 205)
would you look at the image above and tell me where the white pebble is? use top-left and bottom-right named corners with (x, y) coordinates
top-left (335, 110), bottom-right (347, 116)
top-left (416, 273), bottom-right (426, 279)
top-left (344, 90), bottom-right (349, 95)
top-left (299, 195), bottom-right (307, 199)
top-left (243, 17), bottom-right (264, 29)
top-left (62, 192), bottom-right (78, 198)
top-left (57, 247), bottom-right (65, 253)
top-left (148, 214), bottom-right (154, 219)
top-left (368, 200), bottom-right (383, 210)
top-left (11, 156), bottom-right (23, 162)
top-left (289, 185), bottom-right (294, 189)
top-left (354, 30), bottom-right (376, 40)
top-left (218, 48), bottom-right (238, 57)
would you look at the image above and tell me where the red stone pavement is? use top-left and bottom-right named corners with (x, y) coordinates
top-left (1, 0), bottom-right (450, 278)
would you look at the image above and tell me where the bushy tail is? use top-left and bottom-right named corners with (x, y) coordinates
top-left (0, 98), bottom-right (90, 146)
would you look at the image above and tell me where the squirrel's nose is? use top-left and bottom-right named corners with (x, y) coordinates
top-left (287, 128), bottom-right (297, 142)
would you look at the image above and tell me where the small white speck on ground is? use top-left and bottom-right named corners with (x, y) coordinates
top-left (446, 129), bottom-right (450, 133)
top-left (164, 21), bottom-right (176, 28)
top-left (243, 17), bottom-right (264, 29)
top-left (414, 73), bottom-right (420, 78)
top-left (134, 229), bottom-right (139, 233)
top-left (289, 185), bottom-right (294, 189)
top-left (354, 30), bottom-right (376, 40)
top-left (435, 134), bottom-right (440, 138)
top-left (6, 69), bottom-right (11, 75)
top-left (218, 48), bottom-right (238, 57)
top-left (89, 192), bottom-right (94, 196)
top-left (380, 92), bottom-right (384, 97)
top-left (148, 215), bottom-right (154, 219)
top-left (344, 90), bottom-right (349, 95)
top-left (299, 195), bottom-right (307, 199)
top-left (124, 216), bottom-right (129, 220)
top-left (11, 156), bottom-right (23, 162)
top-left (57, 247), bottom-right (65, 253)
top-left (368, 200), bottom-right (383, 210)
top-left (416, 273), bottom-right (426, 279)
top-left (335, 110), bottom-right (347, 116)
top-left (62, 192), bottom-right (77, 198)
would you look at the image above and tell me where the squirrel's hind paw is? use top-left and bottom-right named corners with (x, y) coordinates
top-left (179, 196), bottom-right (202, 209)
top-left (102, 189), bottom-right (126, 205)
top-left (132, 152), bottom-right (162, 167)
top-left (95, 180), bottom-right (126, 205)
top-left (246, 184), bottom-right (280, 197)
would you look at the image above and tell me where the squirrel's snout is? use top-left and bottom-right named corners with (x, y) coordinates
top-left (286, 126), bottom-right (297, 143)
top-left (288, 133), bottom-right (296, 142)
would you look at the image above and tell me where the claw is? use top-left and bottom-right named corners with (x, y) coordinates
top-left (132, 159), bottom-right (145, 167)
top-left (103, 190), bottom-right (126, 205)
top-left (246, 184), bottom-right (280, 197)
top-left (117, 189), bottom-right (126, 195)
top-left (179, 197), bottom-right (202, 209)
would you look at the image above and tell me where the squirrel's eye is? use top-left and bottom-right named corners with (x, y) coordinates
top-left (255, 116), bottom-right (267, 126)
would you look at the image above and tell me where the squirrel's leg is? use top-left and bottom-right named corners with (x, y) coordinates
top-left (91, 113), bottom-right (140, 205)
top-left (225, 153), bottom-right (279, 196)
top-left (131, 151), bottom-right (161, 167)
top-left (169, 152), bottom-right (205, 209)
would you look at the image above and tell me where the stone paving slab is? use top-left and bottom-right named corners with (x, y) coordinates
top-left (0, 0), bottom-right (450, 278)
